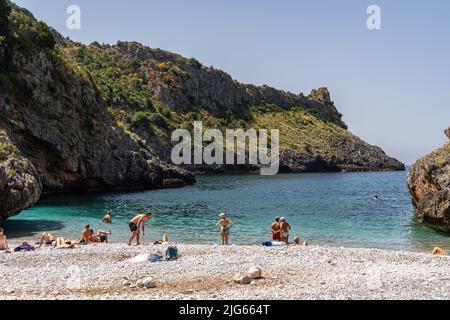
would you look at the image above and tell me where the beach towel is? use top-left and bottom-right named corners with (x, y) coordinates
top-left (124, 253), bottom-right (149, 263)
top-left (14, 242), bottom-right (35, 252)
top-left (262, 241), bottom-right (288, 247)
top-left (148, 252), bottom-right (164, 263)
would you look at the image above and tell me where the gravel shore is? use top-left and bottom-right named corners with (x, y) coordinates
top-left (1, 242), bottom-right (449, 300)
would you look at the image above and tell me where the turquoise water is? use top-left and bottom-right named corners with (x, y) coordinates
top-left (2, 172), bottom-right (450, 252)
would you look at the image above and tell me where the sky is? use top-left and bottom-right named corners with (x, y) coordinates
top-left (11, 0), bottom-right (450, 165)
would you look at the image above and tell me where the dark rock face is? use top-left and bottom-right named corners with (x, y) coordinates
top-left (0, 49), bottom-right (194, 194)
top-left (0, 131), bottom-right (42, 220)
top-left (279, 148), bottom-right (404, 173)
top-left (0, 2), bottom-right (194, 220)
top-left (407, 127), bottom-right (450, 231)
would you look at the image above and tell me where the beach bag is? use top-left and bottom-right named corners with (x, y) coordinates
top-left (165, 246), bottom-right (178, 260)
top-left (262, 241), bottom-right (273, 247)
top-left (14, 242), bottom-right (35, 252)
top-left (148, 253), bottom-right (164, 263)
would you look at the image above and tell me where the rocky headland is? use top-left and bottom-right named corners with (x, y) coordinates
top-left (408, 127), bottom-right (450, 231)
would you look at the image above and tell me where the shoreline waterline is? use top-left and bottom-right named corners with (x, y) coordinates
top-left (2, 172), bottom-right (450, 253)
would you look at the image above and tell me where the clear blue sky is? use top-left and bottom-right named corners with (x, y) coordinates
top-left (12, 0), bottom-right (450, 164)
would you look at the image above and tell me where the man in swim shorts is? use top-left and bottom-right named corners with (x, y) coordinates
top-left (128, 213), bottom-right (152, 246)
top-left (270, 217), bottom-right (281, 241)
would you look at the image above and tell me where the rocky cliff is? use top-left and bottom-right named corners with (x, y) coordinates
top-left (0, 1), bottom-right (194, 219)
top-left (0, 130), bottom-right (41, 220)
top-left (0, 1), bottom-right (405, 219)
top-left (407, 127), bottom-right (450, 231)
top-left (60, 41), bottom-right (404, 173)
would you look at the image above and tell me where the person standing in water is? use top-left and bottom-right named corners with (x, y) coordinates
top-left (216, 213), bottom-right (234, 245)
top-left (102, 211), bottom-right (112, 224)
top-left (128, 213), bottom-right (152, 246)
top-left (270, 217), bottom-right (281, 241)
top-left (279, 217), bottom-right (291, 244)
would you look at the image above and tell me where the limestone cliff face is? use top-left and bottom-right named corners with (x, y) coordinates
top-left (0, 2), bottom-right (194, 219)
top-left (61, 41), bottom-right (405, 173)
top-left (109, 42), bottom-right (347, 129)
top-left (407, 128), bottom-right (450, 231)
top-left (1, 49), bottom-right (194, 193)
top-left (0, 131), bottom-right (42, 220)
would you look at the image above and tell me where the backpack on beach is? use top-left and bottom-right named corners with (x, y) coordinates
top-left (165, 245), bottom-right (178, 260)
top-left (14, 242), bottom-right (35, 252)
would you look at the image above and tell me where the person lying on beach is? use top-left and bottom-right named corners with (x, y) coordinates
top-left (270, 217), bottom-right (281, 241)
top-left (102, 211), bottom-right (112, 224)
top-left (128, 213), bottom-right (152, 246)
top-left (0, 228), bottom-right (11, 253)
top-left (292, 235), bottom-right (309, 246)
top-left (92, 229), bottom-right (111, 243)
top-left (153, 234), bottom-right (169, 245)
top-left (80, 225), bottom-right (111, 244)
top-left (279, 217), bottom-right (291, 244)
top-left (216, 213), bottom-right (234, 245)
top-left (432, 247), bottom-right (450, 256)
top-left (53, 237), bottom-right (78, 249)
top-left (38, 233), bottom-right (55, 247)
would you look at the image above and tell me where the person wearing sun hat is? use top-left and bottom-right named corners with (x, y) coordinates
top-left (216, 212), bottom-right (234, 245)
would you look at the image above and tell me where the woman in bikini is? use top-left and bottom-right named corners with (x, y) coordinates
top-left (216, 213), bottom-right (234, 245)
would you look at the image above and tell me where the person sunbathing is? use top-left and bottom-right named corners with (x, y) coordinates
top-left (38, 233), bottom-right (55, 247)
top-left (53, 237), bottom-right (78, 249)
top-left (153, 234), bottom-right (169, 245)
top-left (0, 228), bottom-right (11, 253)
top-left (80, 225), bottom-right (111, 244)
top-left (432, 247), bottom-right (450, 256)
top-left (292, 235), bottom-right (309, 246)
top-left (216, 213), bottom-right (234, 245)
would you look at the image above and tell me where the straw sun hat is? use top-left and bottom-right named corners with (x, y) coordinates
top-left (219, 213), bottom-right (226, 218)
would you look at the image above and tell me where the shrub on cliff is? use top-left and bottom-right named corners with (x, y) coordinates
top-left (33, 21), bottom-right (55, 49)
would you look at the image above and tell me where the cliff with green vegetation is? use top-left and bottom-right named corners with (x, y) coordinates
top-left (408, 127), bottom-right (450, 231)
top-left (59, 40), bottom-right (404, 173)
top-left (0, 1), bottom-right (404, 218)
top-left (0, 1), bottom-right (194, 219)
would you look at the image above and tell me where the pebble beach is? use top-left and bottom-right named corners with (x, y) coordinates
top-left (1, 242), bottom-right (450, 300)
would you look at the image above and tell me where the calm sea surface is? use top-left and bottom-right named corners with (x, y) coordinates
top-left (3, 172), bottom-right (450, 252)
